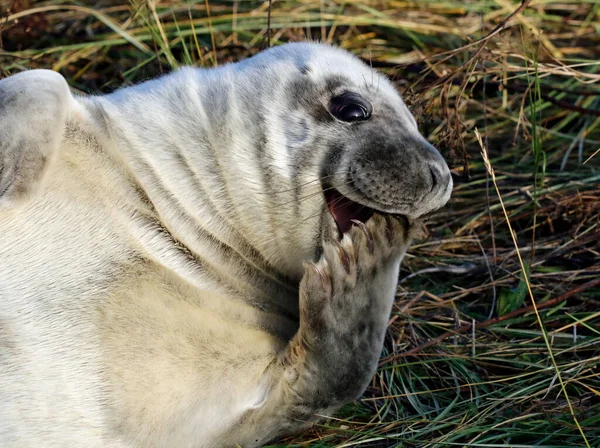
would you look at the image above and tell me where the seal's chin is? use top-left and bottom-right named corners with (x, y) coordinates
top-left (324, 187), bottom-right (375, 236)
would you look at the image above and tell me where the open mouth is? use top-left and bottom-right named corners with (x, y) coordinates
top-left (324, 187), bottom-right (375, 236)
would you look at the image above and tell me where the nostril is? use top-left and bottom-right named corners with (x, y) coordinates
top-left (429, 166), bottom-right (438, 192)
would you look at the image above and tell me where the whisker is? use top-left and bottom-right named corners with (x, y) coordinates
top-left (252, 174), bottom-right (336, 197)
top-left (262, 180), bottom-right (348, 211)
top-left (292, 181), bottom-right (354, 208)
top-left (281, 179), bottom-right (361, 209)
top-left (367, 46), bottom-right (374, 88)
top-left (274, 182), bottom-right (347, 209)
top-left (288, 183), bottom-right (365, 230)
top-left (270, 182), bottom-right (351, 217)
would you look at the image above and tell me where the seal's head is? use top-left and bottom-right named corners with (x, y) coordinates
top-left (315, 79), bottom-right (452, 235)
top-left (152, 42), bottom-right (454, 279)
top-left (238, 43), bottom-right (452, 242)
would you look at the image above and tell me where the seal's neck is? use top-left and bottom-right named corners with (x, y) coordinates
top-left (92, 67), bottom-right (326, 301)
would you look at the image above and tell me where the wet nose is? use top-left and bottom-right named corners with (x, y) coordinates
top-left (414, 139), bottom-right (453, 216)
top-left (429, 166), bottom-right (438, 192)
top-left (428, 161), bottom-right (451, 195)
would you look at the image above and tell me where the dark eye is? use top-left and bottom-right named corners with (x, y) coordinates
top-left (329, 92), bottom-right (372, 123)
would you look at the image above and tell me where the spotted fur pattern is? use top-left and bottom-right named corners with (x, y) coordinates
top-left (0, 43), bottom-right (452, 447)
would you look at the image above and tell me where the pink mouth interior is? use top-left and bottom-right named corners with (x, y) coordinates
top-left (324, 188), bottom-right (374, 235)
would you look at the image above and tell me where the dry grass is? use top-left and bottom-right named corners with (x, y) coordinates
top-left (1, 0), bottom-right (599, 446)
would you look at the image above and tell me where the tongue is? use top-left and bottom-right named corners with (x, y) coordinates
top-left (324, 188), bottom-right (374, 235)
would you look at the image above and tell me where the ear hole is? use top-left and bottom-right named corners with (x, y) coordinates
top-left (283, 115), bottom-right (311, 149)
top-left (299, 64), bottom-right (311, 75)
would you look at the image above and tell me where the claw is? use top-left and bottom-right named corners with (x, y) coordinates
top-left (384, 215), bottom-right (395, 243)
top-left (350, 219), bottom-right (374, 253)
top-left (333, 240), bottom-right (351, 273)
top-left (398, 215), bottom-right (411, 242)
top-left (312, 264), bottom-right (330, 293)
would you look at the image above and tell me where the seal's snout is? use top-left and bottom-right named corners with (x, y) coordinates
top-left (332, 136), bottom-right (452, 220)
top-left (385, 137), bottom-right (452, 218)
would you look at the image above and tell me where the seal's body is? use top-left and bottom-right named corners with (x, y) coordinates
top-left (0, 43), bottom-right (451, 447)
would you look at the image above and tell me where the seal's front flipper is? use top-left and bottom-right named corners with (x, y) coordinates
top-left (244, 215), bottom-right (411, 445)
top-left (0, 69), bottom-right (73, 208)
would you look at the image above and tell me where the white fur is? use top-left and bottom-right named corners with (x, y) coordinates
top-left (0, 43), bottom-right (451, 447)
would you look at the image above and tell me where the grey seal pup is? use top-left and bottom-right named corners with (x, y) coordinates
top-left (0, 42), bottom-right (452, 447)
